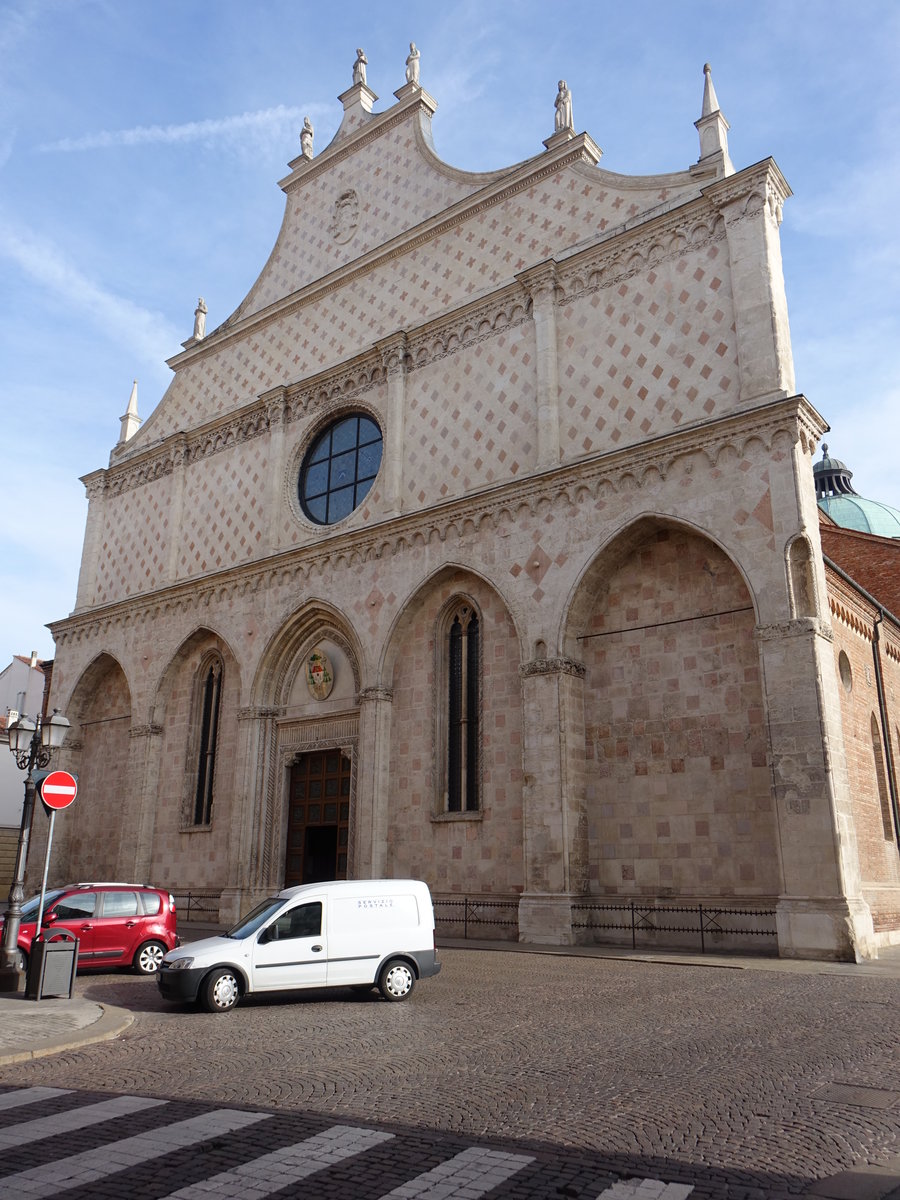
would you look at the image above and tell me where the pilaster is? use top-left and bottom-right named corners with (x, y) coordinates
top-left (755, 618), bottom-right (877, 959)
top-left (356, 686), bottom-right (394, 877)
top-left (165, 438), bottom-right (188, 585)
top-left (707, 163), bottom-right (795, 405)
top-left (517, 656), bottom-right (587, 944)
top-left (232, 705), bottom-right (282, 916)
top-left (516, 262), bottom-right (561, 469)
top-left (262, 388), bottom-right (288, 553)
top-left (74, 470), bottom-right (107, 611)
top-left (376, 334), bottom-right (408, 516)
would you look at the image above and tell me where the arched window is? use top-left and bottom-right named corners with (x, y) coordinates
top-left (193, 658), bottom-right (222, 826)
top-left (444, 603), bottom-right (480, 812)
top-left (870, 713), bottom-right (894, 842)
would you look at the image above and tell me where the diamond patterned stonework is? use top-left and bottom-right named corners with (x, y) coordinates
top-left (45, 63), bottom-right (896, 963)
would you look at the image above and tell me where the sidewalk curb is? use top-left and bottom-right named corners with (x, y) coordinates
top-left (0, 1003), bottom-right (134, 1066)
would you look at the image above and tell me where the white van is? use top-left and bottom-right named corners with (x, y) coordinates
top-left (157, 879), bottom-right (441, 1013)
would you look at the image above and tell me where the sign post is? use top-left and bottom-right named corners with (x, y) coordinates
top-left (35, 772), bottom-right (78, 938)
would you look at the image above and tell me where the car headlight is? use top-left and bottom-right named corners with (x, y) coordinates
top-left (165, 956), bottom-right (194, 970)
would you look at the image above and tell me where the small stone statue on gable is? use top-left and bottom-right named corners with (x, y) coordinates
top-left (554, 80), bottom-right (574, 133)
top-left (405, 42), bottom-right (420, 86)
top-left (353, 48), bottom-right (367, 86)
top-left (300, 116), bottom-right (314, 158)
top-left (193, 297), bottom-right (207, 340)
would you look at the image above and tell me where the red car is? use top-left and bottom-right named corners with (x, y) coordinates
top-left (1, 882), bottom-right (178, 975)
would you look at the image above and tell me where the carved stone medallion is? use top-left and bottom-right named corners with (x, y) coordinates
top-left (330, 189), bottom-right (359, 244)
top-left (306, 646), bottom-right (335, 700)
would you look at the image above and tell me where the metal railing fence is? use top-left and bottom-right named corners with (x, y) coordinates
top-left (433, 897), bottom-right (519, 941)
top-left (570, 900), bottom-right (777, 954)
top-left (434, 895), bottom-right (778, 954)
top-left (171, 889), bottom-right (221, 921)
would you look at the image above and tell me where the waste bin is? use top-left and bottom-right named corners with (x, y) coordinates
top-left (25, 935), bottom-right (79, 1000)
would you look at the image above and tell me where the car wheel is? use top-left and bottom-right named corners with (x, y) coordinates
top-left (133, 940), bottom-right (166, 975)
top-left (201, 968), bottom-right (241, 1013)
top-left (14, 947), bottom-right (27, 973)
top-left (378, 958), bottom-right (415, 1002)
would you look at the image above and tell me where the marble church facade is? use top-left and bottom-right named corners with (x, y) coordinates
top-left (38, 55), bottom-right (900, 959)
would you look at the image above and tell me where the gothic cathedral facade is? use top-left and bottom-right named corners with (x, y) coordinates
top-left (41, 59), bottom-right (900, 959)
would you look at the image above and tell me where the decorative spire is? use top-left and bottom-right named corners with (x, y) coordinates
top-left (118, 379), bottom-right (141, 445)
top-left (693, 62), bottom-right (733, 177)
top-left (700, 61), bottom-right (721, 117)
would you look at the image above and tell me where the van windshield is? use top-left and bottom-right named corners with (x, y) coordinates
top-left (226, 898), bottom-right (283, 939)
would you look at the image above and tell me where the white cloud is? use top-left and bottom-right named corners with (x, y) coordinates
top-left (0, 218), bottom-right (180, 366)
top-left (36, 104), bottom-right (323, 154)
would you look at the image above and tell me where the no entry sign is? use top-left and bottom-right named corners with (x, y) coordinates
top-left (39, 770), bottom-right (78, 810)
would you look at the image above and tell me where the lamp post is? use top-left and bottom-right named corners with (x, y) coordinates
top-left (0, 709), bottom-right (70, 992)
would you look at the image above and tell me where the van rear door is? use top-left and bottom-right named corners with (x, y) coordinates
top-left (250, 899), bottom-right (327, 991)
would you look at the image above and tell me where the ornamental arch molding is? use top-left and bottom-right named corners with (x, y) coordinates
top-left (61, 651), bottom-right (133, 750)
top-left (562, 513), bottom-right (761, 660)
top-left (379, 561), bottom-right (526, 687)
top-left (251, 598), bottom-right (364, 709)
top-left (151, 626), bottom-right (242, 725)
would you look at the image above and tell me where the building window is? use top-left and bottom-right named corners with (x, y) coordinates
top-left (445, 603), bottom-right (480, 812)
top-left (299, 413), bottom-right (383, 525)
top-left (193, 659), bottom-right (222, 826)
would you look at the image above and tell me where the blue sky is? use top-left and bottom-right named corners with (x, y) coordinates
top-left (1, 0), bottom-right (899, 662)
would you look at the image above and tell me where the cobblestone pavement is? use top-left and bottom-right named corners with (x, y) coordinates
top-left (0, 949), bottom-right (898, 1199)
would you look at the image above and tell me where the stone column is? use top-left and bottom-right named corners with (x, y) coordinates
top-left (756, 619), bottom-right (876, 960)
top-left (708, 163), bottom-right (795, 405)
top-left (517, 263), bottom-right (561, 468)
top-left (517, 656), bottom-right (587, 943)
top-left (165, 438), bottom-right (188, 585)
top-left (376, 334), bottom-right (408, 517)
top-left (121, 723), bottom-right (164, 881)
top-left (355, 687), bottom-right (394, 877)
top-left (74, 471), bottom-right (108, 611)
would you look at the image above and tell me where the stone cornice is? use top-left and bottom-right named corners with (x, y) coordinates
top-left (754, 617), bottom-right (833, 643)
top-left (519, 657), bottom-right (586, 679)
top-left (52, 395), bottom-right (821, 648)
top-left (357, 686), bottom-right (394, 703)
top-left (129, 723), bottom-right (163, 739)
top-left (237, 705), bottom-right (283, 722)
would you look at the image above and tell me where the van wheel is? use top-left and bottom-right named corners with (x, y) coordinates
top-left (378, 959), bottom-right (415, 1002)
top-left (201, 968), bottom-right (241, 1013)
top-left (134, 941), bottom-right (166, 975)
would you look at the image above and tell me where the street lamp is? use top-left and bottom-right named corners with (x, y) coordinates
top-left (0, 708), bottom-right (70, 992)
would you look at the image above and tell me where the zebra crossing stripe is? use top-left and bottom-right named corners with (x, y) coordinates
top-left (596, 1179), bottom-right (694, 1199)
top-left (0, 1088), bottom-right (72, 1112)
top-left (0, 1095), bottom-right (166, 1148)
top-left (158, 1123), bottom-right (395, 1199)
top-left (0, 1108), bottom-right (271, 1199)
top-left (378, 1145), bottom-right (535, 1199)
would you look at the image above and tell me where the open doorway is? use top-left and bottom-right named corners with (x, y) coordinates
top-left (285, 751), bottom-right (351, 885)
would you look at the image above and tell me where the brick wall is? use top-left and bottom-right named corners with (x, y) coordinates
top-left (828, 571), bottom-right (900, 921)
